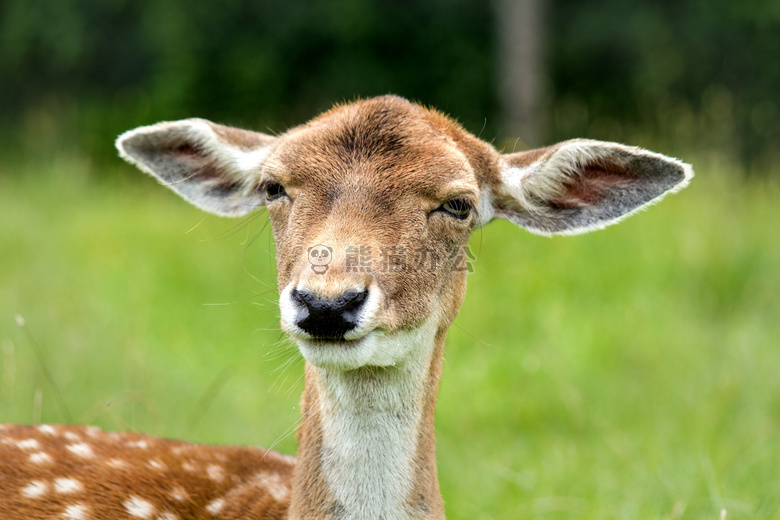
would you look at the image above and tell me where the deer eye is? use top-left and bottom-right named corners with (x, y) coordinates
top-left (261, 181), bottom-right (287, 202)
top-left (438, 199), bottom-right (472, 220)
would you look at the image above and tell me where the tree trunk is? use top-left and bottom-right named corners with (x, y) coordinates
top-left (496, 0), bottom-right (546, 147)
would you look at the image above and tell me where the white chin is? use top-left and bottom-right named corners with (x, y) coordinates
top-left (293, 318), bottom-right (441, 371)
top-left (296, 334), bottom-right (381, 371)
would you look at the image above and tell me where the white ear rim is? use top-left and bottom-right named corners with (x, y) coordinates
top-left (489, 139), bottom-right (694, 236)
top-left (116, 119), bottom-right (273, 185)
top-left (116, 119), bottom-right (275, 217)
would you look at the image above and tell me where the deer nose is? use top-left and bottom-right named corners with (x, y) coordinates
top-left (291, 288), bottom-right (369, 340)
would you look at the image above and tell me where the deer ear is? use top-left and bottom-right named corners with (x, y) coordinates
top-left (116, 119), bottom-right (278, 217)
top-left (485, 139), bottom-right (693, 235)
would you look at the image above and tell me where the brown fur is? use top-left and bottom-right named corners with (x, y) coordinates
top-left (0, 424), bottom-right (293, 519)
top-left (2, 95), bottom-right (691, 520)
top-left (266, 96), bottom-right (493, 330)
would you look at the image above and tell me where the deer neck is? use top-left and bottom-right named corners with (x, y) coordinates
top-left (289, 324), bottom-right (447, 520)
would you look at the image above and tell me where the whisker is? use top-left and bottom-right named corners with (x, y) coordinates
top-left (186, 366), bottom-right (234, 436)
top-left (260, 404), bottom-right (313, 464)
top-left (16, 315), bottom-right (72, 423)
top-left (242, 217), bottom-right (272, 253)
top-left (199, 212), bottom-right (265, 242)
top-left (185, 215), bottom-right (209, 234)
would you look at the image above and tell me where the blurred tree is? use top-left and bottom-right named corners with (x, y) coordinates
top-left (0, 0), bottom-right (496, 167)
top-left (496, 0), bottom-right (546, 147)
top-left (0, 0), bottom-right (777, 172)
top-left (548, 0), bottom-right (780, 171)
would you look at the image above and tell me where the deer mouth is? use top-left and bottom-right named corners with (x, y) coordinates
top-left (305, 336), bottom-right (366, 348)
top-left (294, 332), bottom-right (379, 370)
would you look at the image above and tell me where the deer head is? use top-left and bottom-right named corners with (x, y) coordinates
top-left (113, 95), bottom-right (692, 519)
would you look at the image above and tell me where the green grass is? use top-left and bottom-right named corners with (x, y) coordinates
top-left (1, 155), bottom-right (779, 519)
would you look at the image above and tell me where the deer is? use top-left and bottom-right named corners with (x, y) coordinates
top-left (0, 95), bottom-right (692, 520)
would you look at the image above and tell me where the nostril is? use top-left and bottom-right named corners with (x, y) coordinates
top-left (290, 288), bottom-right (310, 321)
top-left (340, 289), bottom-right (368, 323)
top-left (290, 287), bottom-right (369, 340)
top-left (290, 287), bottom-right (310, 308)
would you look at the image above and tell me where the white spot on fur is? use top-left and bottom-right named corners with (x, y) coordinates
top-left (54, 477), bottom-right (84, 493)
top-left (63, 431), bottom-right (81, 442)
top-left (37, 424), bottom-right (58, 435)
top-left (66, 442), bottom-right (95, 458)
top-left (30, 451), bottom-right (53, 465)
top-left (254, 471), bottom-right (289, 501)
top-left (169, 486), bottom-right (188, 502)
top-left (63, 503), bottom-right (90, 519)
top-left (21, 480), bottom-right (49, 498)
top-left (181, 461), bottom-right (198, 472)
top-left (128, 440), bottom-right (149, 449)
top-left (16, 438), bottom-right (40, 450)
top-left (206, 498), bottom-right (225, 515)
top-left (124, 495), bottom-right (157, 518)
top-left (155, 513), bottom-right (179, 520)
top-left (107, 458), bottom-right (129, 469)
top-left (206, 464), bottom-right (225, 482)
top-left (147, 458), bottom-right (168, 471)
top-left (85, 426), bottom-right (102, 438)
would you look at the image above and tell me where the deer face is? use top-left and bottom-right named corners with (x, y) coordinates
top-left (116, 95), bottom-right (691, 371)
top-left (260, 100), bottom-right (489, 369)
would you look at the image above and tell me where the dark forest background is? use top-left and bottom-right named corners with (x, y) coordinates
top-left (1, 0), bottom-right (778, 173)
top-left (2, 4), bottom-right (780, 517)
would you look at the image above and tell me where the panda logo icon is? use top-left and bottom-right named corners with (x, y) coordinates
top-left (308, 244), bottom-right (333, 274)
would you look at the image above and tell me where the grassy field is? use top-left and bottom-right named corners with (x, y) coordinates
top-left (1, 154), bottom-right (779, 519)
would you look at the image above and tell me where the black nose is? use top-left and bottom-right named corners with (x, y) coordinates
top-left (291, 288), bottom-right (369, 340)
